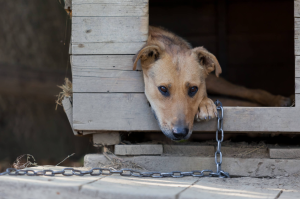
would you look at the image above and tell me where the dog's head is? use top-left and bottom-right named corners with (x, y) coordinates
top-left (133, 43), bottom-right (221, 141)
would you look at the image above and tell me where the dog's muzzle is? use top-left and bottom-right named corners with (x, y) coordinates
top-left (172, 127), bottom-right (189, 140)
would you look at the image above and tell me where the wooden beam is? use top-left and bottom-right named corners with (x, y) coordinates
top-left (73, 93), bottom-right (300, 132)
top-left (72, 0), bottom-right (148, 17)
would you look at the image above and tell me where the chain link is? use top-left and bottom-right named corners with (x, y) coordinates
top-left (0, 100), bottom-right (230, 179)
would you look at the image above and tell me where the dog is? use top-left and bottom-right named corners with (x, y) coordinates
top-left (133, 26), bottom-right (292, 141)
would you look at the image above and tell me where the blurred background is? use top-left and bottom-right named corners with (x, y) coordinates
top-left (0, 0), bottom-right (295, 171)
top-left (0, 1), bottom-right (91, 171)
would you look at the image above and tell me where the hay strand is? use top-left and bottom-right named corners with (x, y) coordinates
top-left (13, 154), bottom-right (37, 169)
top-left (55, 78), bottom-right (72, 110)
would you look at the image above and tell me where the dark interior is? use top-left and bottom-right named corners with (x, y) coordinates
top-left (149, 0), bottom-right (294, 101)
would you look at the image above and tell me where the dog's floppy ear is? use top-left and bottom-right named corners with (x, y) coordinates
top-left (192, 47), bottom-right (222, 77)
top-left (133, 45), bottom-right (162, 70)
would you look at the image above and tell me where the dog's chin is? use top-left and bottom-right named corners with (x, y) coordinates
top-left (151, 108), bottom-right (193, 141)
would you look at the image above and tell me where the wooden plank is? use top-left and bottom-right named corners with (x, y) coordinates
top-left (295, 18), bottom-right (300, 55)
top-left (62, 97), bottom-right (78, 135)
top-left (72, 55), bottom-right (141, 71)
top-left (163, 145), bottom-right (214, 156)
top-left (73, 0), bottom-right (148, 5)
top-left (73, 93), bottom-right (300, 132)
top-left (72, 55), bottom-right (143, 92)
top-left (73, 0), bottom-right (148, 17)
top-left (115, 144), bottom-right (163, 155)
top-left (296, 56), bottom-right (300, 77)
top-left (72, 42), bottom-right (145, 54)
top-left (296, 78), bottom-right (300, 93)
top-left (296, 94), bottom-right (300, 107)
top-left (222, 147), bottom-right (268, 158)
top-left (269, 148), bottom-right (300, 159)
top-left (73, 69), bottom-right (143, 93)
top-left (72, 17), bottom-right (148, 43)
top-left (295, 0), bottom-right (300, 17)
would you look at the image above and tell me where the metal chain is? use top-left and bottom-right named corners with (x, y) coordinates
top-left (0, 100), bottom-right (230, 178)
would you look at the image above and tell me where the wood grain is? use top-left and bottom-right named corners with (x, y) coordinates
top-left (115, 144), bottom-right (163, 155)
top-left (296, 56), bottom-right (300, 77)
top-left (72, 42), bottom-right (145, 54)
top-left (296, 78), bottom-right (300, 93)
top-left (73, 93), bottom-right (300, 132)
top-left (73, 0), bottom-right (148, 17)
top-left (73, 0), bottom-right (148, 5)
top-left (72, 55), bottom-right (143, 92)
top-left (296, 94), bottom-right (300, 107)
top-left (73, 69), bottom-right (144, 92)
top-left (269, 148), bottom-right (300, 159)
top-left (295, 18), bottom-right (300, 55)
top-left (295, 0), bottom-right (300, 18)
top-left (62, 97), bottom-right (78, 135)
top-left (72, 17), bottom-right (148, 43)
top-left (72, 55), bottom-right (141, 71)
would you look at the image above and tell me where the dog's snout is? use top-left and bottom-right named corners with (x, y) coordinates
top-left (172, 127), bottom-right (189, 139)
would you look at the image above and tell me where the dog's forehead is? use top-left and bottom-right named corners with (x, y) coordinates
top-left (149, 53), bottom-right (203, 85)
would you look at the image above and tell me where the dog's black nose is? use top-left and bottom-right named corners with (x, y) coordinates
top-left (172, 127), bottom-right (189, 139)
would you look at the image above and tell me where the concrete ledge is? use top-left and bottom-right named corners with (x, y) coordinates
top-left (0, 166), bottom-right (299, 199)
top-left (84, 154), bottom-right (300, 177)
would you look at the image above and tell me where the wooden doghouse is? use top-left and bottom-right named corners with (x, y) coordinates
top-left (63, 0), bottom-right (300, 146)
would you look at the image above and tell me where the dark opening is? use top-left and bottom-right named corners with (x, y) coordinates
top-left (149, 0), bottom-right (294, 106)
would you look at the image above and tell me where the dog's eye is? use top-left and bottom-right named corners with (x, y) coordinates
top-left (158, 86), bottom-right (170, 96)
top-left (188, 86), bottom-right (198, 97)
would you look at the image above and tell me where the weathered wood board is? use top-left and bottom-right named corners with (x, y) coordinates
top-left (71, 0), bottom-right (148, 54)
top-left (295, 18), bottom-right (300, 55)
top-left (296, 56), bottom-right (300, 77)
top-left (72, 17), bottom-right (148, 43)
top-left (72, 55), bottom-right (143, 92)
top-left (73, 93), bottom-right (300, 132)
top-left (295, 0), bottom-right (300, 18)
top-left (73, 0), bottom-right (148, 17)
top-left (295, 78), bottom-right (300, 93)
top-left (296, 94), bottom-right (300, 107)
top-left (62, 97), bottom-right (78, 135)
top-left (72, 42), bottom-right (145, 54)
top-left (269, 148), bottom-right (300, 159)
top-left (115, 144), bottom-right (163, 155)
top-left (163, 145), bottom-right (215, 156)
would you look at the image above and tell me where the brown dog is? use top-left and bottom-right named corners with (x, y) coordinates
top-left (133, 26), bottom-right (291, 141)
top-left (133, 26), bottom-right (221, 140)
